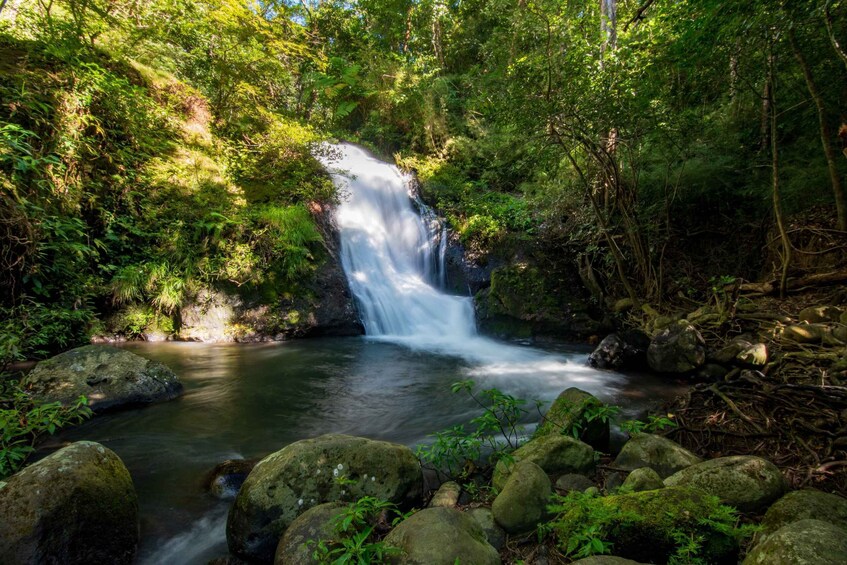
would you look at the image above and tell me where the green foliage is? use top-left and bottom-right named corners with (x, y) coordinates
top-left (309, 496), bottom-right (405, 565)
top-left (0, 381), bottom-right (93, 479)
top-left (415, 381), bottom-right (532, 481)
top-left (619, 414), bottom-right (678, 437)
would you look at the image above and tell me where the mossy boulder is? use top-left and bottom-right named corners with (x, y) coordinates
top-left (492, 460), bottom-right (551, 534)
top-left (384, 507), bottom-right (500, 565)
top-left (621, 467), bottom-right (664, 492)
top-left (647, 320), bottom-right (706, 373)
top-left (274, 502), bottom-right (345, 565)
top-left (613, 433), bottom-right (701, 479)
top-left (0, 441), bottom-right (139, 564)
top-left (535, 387), bottom-right (610, 450)
top-left (227, 434), bottom-right (422, 562)
top-left (664, 455), bottom-right (785, 513)
top-left (551, 487), bottom-right (738, 564)
top-left (428, 481), bottom-right (460, 508)
top-left (757, 489), bottom-right (847, 540)
top-left (743, 519), bottom-right (847, 565)
top-left (493, 434), bottom-right (594, 491)
top-left (22, 345), bottom-right (183, 413)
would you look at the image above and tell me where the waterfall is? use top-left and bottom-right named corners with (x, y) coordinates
top-left (320, 143), bottom-right (620, 399)
top-left (323, 143), bottom-right (477, 348)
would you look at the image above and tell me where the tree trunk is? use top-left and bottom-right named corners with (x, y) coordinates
top-left (600, 0), bottom-right (617, 57)
top-left (768, 49), bottom-right (791, 299)
top-left (790, 28), bottom-right (847, 231)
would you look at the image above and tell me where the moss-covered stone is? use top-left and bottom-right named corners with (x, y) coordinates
top-left (227, 434), bottom-right (422, 562)
top-left (384, 507), bottom-right (500, 565)
top-left (493, 434), bottom-right (594, 491)
top-left (613, 433), bottom-right (701, 479)
top-left (22, 345), bottom-right (183, 413)
top-left (535, 387), bottom-right (610, 450)
top-left (757, 489), bottom-right (847, 540)
top-left (555, 473), bottom-right (595, 493)
top-left (552, 487), bottom-right (738, 564)
top-left (0, 441), bottom-right (139, 564)
top-left (743, 519), bottom-right (847, 565)
top-left (467, 508), bottom-right (506, 551)
top-left (664, 455), bottom-right (786, 513)
top-left (274, 502), bottom-right (345, 565)
top-left (621, 467), bottom-right (664, 492)
top-left (492, 460), bottom-right (551, 534)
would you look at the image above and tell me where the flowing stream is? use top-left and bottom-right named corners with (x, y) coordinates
top-left (50, 144), bottom-right (684, 564)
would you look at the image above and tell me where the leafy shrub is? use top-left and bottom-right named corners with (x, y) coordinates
top-left (0, 381), bottom-right (92, 479)
top-left (416, 381), bottom-right (534, 482)
top-left (310, 496), bottom-right (405, 565)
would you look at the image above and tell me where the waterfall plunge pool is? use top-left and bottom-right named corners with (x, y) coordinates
top-left (51, 338), bottom-right (686, 564)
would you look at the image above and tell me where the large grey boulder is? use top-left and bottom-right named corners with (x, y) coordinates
top-left (647, 320), bottom-right (706, 373)
top-left (743, 519), bottom-right (847, 565)
top-left (0, 441), bottom-right (139, 564)
top-left (613, 433), bottom-right (701, 478)
top-left (384, 507), bottom-right (500, 565)
top-left (664, 455), bottom-right (786, 513)
top-left (758, 489), bottom-right (847, 540)
top-left (274, 502), bottom-right (345, 565)
top-left (22, 345), bottom-right (182, 412)
top-left (535, 387), bottom-right (610, 450)
top-left (227, 434), bottom-right (422, 562)
top-left (492, 460), bottom-right (551, 534)
top-left (493, 434), bottom-right (594, 491)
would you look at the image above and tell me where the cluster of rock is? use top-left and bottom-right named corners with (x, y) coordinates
top-left (7, 344), bottom-right (847, 564)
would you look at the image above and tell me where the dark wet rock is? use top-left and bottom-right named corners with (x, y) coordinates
top-left (227, 434), bottom-right (422, 562)
top-left (22, 345), bottom-right (182, 413)
top-left (384, 507), bottom-right (500, 565)
top-left (664, 455), bottom-right (786, 513)
top-left (205, 459), bottom-right (258, 500)
top-left (589, 330), bottom-right (650, 371)
top-left (647, 320), bottom-right (706, 374)
top-left (467, 508), bottom-right (506, 551)
top-left (0, 441), bottom-right (139, 564)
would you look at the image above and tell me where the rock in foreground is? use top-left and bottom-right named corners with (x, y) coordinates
top-left (0, 441), bottom-right (139, 564)
top-left (664, 455), bottom-right (785, 513)
top-left (613, 433), bottom-right (701, 479)
top-left (23, 345), bottom-right (183, 412)
top-left (743, 519), bottom-right (847, 565)
top-left (493, 434), bottom-right (594, 491)
top-left (384, 507), bottom-right (500, 565)
top-left (227, 434), bottom-right (422, 562)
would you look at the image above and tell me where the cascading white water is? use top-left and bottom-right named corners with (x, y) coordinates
top-left (320, 143), bottom-right (618, 396)
top-left (324, 143), bottom-right (477, 350)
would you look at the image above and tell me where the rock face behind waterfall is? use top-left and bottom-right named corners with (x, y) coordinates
top-left (227, 434), bottom-right (422, 562)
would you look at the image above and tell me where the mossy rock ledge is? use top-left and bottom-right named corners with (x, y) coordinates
top-left (22, 344), bottom-right (183, 413)
top-left (0, 441), bottom-right (139, 565)
top-left (383, 506), bottom-right (500, 565)
top-left (535, 387), bottom-right (610, 450)
top-left (227, 434), bottom-right (422, 563)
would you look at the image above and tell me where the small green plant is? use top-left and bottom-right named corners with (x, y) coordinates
top-left (566, 402), bottom-right (620, 440)
top-left (0, 382), bottom-right (93, 479)
top-left (309, 496), bottom-right (406, 565)
top-left (619, 413), bottom-right (678, 436)
top-left (415, 381), bottom-right (532, 482)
